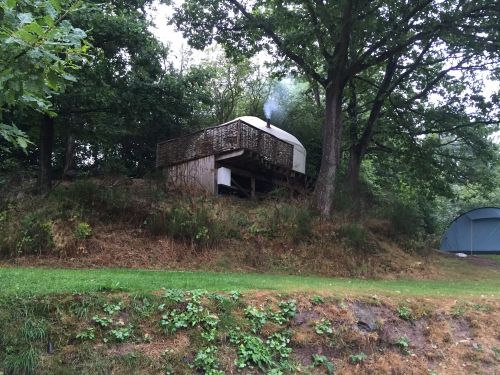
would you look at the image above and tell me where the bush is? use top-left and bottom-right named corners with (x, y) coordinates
top-left (254, 203), bottom-right (313, 243)
top-left (147, 199), bottom-right (225, 247)
top-left (74, 222), bottom-right (92, 240)
top-left (52, 180), bottom-right (137, 222)
top-left (16, 212), bottom-right (54, 256)
top-left (337, 223), bottom-right (372, 251)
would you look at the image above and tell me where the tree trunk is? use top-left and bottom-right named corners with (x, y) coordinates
top-left (63, 135), bottom-right (76, 179)
top-left (347, 145), bottom-right (362, 196)
top-left (313, 83), bottom-right (344, 218)
top-left (39, 116), bottom-right (54, 194)
top-left (312, 0), bottom-right (352, 218)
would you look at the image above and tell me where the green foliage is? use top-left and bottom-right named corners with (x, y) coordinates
top-left (230, 290), bottom-right (242, 301)
top-left (315, 319), bottom-right (334, 335)
top-left (103, 301), bottom-right (123, 315)
top-left (147, 199), bottom-right (225, 247)
top-left (108, 325), bottom-right (133, 342)
top-left (74, 222), bottom-right (92, 240)
top-left (76, 327), bottom-right (96, 341)
top-left (270, 300), bottom-right (297, 324)
top-left (244, 306), bottom-right (267, 333)
top-left (259, 203), bottom-right (314, 242)
top-left (3, 347), bottom-right (38, 375)
top-left (192, 346), bottom-right (222, 373)
top-left (0, 0), bottom-right (87, 150)
top-left (310, 295), bottom-right (325, 305)
top-left (396, 305), bottom-right (413, 321)
top-left (395, 336), bottom-right (411, 355)
top-left (451, 301), bottom-right (493, 318)
top-left (16, 212), bottom-right (53, 255)
top-left (163, 289), bottom-right (185, 303)
top-left (55, 180), bottom-right (135, 219)
top-left (233, 333), bottom-right (274, 371)
top-left (337, 223), bottom-right (371, 251)
top-left (92, 315), bottom-right (112, 328)
top-left (312, 354), bottom-right (334, 375)
top-left (349, 352), bottom-right (367, 364)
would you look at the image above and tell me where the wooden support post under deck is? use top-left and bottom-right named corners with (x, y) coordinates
top-left (251, 177), bottom-right (256, 198)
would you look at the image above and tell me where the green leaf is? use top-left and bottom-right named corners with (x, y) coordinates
top-left (17, 12), bottom-right (33, 25)
top-left (48, 0), bottom-right (61, 13)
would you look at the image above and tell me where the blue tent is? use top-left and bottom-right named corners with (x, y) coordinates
top-left (440, 207), bottom-right (500, 254)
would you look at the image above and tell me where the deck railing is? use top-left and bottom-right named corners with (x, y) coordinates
top-left (156, 119), bottom-right (294, 170)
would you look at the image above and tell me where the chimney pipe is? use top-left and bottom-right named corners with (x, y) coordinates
top-left (266, 118), bottom-right (271, 128)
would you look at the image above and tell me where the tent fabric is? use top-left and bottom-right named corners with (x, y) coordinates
top-left (221, 116), bottom-right (307, 174)
top-left (440, 207), bottom-right (500, 254)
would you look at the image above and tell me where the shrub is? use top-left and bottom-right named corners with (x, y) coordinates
top-left (52, 180), bottom-right (136, 221)
top-left (253, 203), bottom-right (313, 242)
top-left (349, 352), bottom-right (367, 364)
top-left (337, 223), bottom-right (371, 251)
top-left (74, 222), bottom-right (92, 240)
top-left (16, 213), bottom-right (54, 256)
top-left (146, 199), bottom-right (225, 247)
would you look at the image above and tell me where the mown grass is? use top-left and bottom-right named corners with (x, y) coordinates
top-left (1, 267), bottom-right (499, 298)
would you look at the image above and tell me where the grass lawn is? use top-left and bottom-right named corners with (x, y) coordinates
top-left (1, 267), bottom-right (499, 298)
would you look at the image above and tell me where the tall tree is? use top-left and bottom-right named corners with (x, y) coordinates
top-left (173, 0), bottom-right (499, 217)
top-left (0, 0), bottom-right (87, 181)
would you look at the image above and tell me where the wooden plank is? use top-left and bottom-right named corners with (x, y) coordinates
top-left (165, 155), bottom-right (216, 194)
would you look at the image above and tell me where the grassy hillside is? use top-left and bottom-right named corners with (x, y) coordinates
top-left (0, 178), bottom-right (482, 280)
top-left (1, 288), bottom-right (499, 375)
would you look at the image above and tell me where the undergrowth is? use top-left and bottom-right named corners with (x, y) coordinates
top-left (1, 290), bottom-right (496, 374)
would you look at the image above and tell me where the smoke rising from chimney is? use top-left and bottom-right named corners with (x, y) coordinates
top-left (263, 77), bottom-right (305, 123)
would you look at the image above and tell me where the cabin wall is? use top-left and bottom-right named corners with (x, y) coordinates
top-left (164, 156), bottom-right (216, 194)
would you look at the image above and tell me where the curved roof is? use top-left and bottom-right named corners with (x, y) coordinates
top-left (226, 116), bottom-right (305, 150)
top-left (450, 207), bottom-right (500, 223)
top-left (223, 116), bottom-right (306, 173)
top-left (440, 207), bottom-right (500, 253)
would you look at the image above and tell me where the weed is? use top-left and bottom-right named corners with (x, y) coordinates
top-left (21, 318), bottom-right (46, 342)
top-left (147, 200), bottom-right (225, 247)
top-left (74, 222), bottom-right (92, 240)
top-left (230, 290), bottom-right (241, 301)
top-left (397, 304), bottom-right (412, 320)
top-left (3, 347), bottom-right (38, 375)
top-left (201, 314), bottom-right (219, 342)
top-left (163, 288), bottom-right (185, 302)
top-left (452, 301), bottom-right (493, 318)
top-left (233, 334), bottom-right (274, 371)
top-left (310, 295), bottom-right (324, 305)
top-left (16, 213), bottom-right (53, 255)
top-left (192, 346), bottom-right (222, 373)
top-left (492, 347), bottom-right (500, 356)
top-left (108, 325), bottom-right (133, 342)
top-left (312, 354), bottom-right (334, 375)
top-left (76, 327), bottom-right (96, 341)
top-left (103, 301), bottom-right (124, 315)
top-left (337, 223), bottom-right (371, 251)
top-left (92, 315), bottom-right (113, 328)
top-left (244, 306), bottom-right (267, 333)
top-left (131, 296), bottom-right (156, 317)
top-left (315, 319), bottom-right (334, 335)
top-left (270, 299), bottom-right (297, 324)
top-left (349, 352), bottom-right (367, 364)
top-left (395, 336), bottom-right (411, 355)
top-left (267, 330), bottom-right (292, 359)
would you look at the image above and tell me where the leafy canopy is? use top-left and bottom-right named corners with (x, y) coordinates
top-left (0, 0), bottom-right (88, 150)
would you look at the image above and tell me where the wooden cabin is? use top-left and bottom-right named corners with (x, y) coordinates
top-left (156, 116), bottom-right (307, 197)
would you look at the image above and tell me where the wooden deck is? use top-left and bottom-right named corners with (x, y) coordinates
top-left (156, 119), bottom-right (294, 171)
